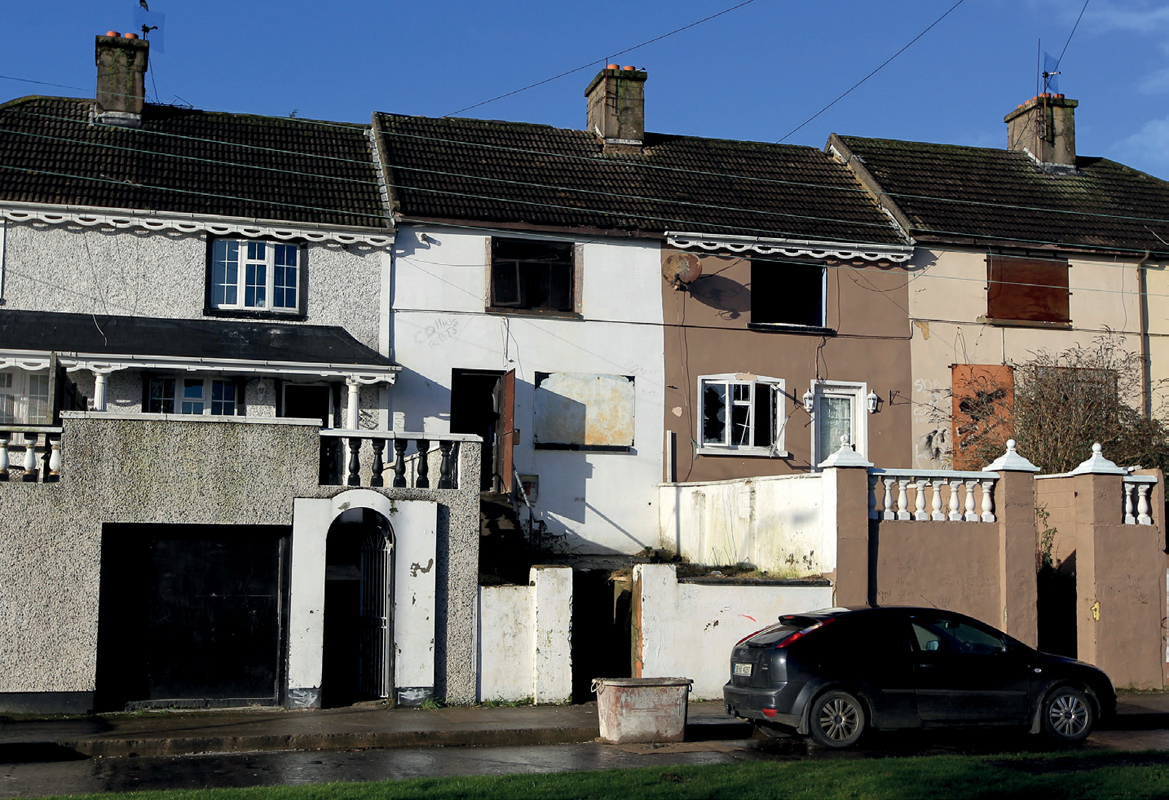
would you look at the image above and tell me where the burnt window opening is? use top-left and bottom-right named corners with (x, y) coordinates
top-left (986, 255), bottom-right (1070, 324)
top-left (750, 259), bottom-right (826, 329)
top-left (698, 374), bottom-right (786, 456)
top-left (491, 238), bottom-right (574, 312)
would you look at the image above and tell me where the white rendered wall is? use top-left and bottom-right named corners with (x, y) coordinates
top-left (906, 248), bottom-right (1143, 469)
top-left (634, 564), bottom-right (833, 699)
top-left (287, 492), bottom-right (438, 707)
top-left (658, 473), bottom-right (830, 575)
top-left (391, 227), bottom-right (665, 555)
top-left (477, 565), bottom-right (572, 704)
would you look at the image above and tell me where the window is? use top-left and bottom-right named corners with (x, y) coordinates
top-left (533, 372), bottom-right (634, 451)
top-left (810, 380), bottom-right (867, 466)
top-left (148, 377), bottom-right (239, 416)
top-left (749, 259), bottom-right (829, 331)
top-left (209, 240), bottom-right (302, 314)
top-left (490, 238), bottom-right (574, 312)
top-left (986, 255), bottom-right (1070, 324)
top-left (698, 374), bottom-right (786, 456)
top-left (0, 369), bottom-right (51, 425)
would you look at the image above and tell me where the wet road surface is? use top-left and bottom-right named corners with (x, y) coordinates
top-left (2, 724), bottom-right (1163, 798)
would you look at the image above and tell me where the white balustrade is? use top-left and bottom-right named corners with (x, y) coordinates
top-left (1123, 476), bottom-right (1156, 526)
top-left (868, 469), bottom-right (998, 523)
top-left (0, 429), bottom-right (63, 483)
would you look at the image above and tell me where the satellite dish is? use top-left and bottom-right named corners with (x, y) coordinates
top-left (662, 252), bottom-right (702, 286)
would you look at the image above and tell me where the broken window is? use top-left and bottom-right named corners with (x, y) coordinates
top-left (491, 238), bottom-right (574, 312)
top-left (750, 259), bottom-right (826, 329)
top-left (986, 255), bottom-right (1070, 324)
top-left (698, 374), bottom-right (785, 455)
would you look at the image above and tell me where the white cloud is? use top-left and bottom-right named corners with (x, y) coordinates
top-left (1083, 1), bottom-right (1169, 33)
top-left (1109, 115), bottom-right (1169, 177)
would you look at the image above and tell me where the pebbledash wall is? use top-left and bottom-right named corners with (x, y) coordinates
top-left (389, 227), bottom-right (666, 555)
top-left (0, 219), bottom-right (389, 421)
top-left (0, 412), bottom-right (481, 713)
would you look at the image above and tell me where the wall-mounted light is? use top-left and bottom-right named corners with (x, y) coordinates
top-left (867, 390), bottom-right (880, 413)
top-left (802, 389), bottom-right (815, 414)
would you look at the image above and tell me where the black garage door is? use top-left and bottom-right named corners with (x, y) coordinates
top-left (95, 524), bottom-right (289, 710)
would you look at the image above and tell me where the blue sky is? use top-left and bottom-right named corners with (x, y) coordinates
top-left (5, 0), bottom-right (1169, 178)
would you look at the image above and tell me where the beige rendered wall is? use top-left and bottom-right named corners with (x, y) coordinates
top-left (906, 248), bottom-right (1143, 469)
top-left (1142, 262), bottom-right (1169, 417)
top-left (661, 250), bottom-right (914, 482)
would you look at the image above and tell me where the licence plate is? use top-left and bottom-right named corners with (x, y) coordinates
top-left (733, 662), bottom-right (752, 677)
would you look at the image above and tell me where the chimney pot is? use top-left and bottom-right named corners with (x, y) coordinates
top-left (106, 30), bottom-right (120, 37)
top-left (622, 65), bottom-right (635, 71)
top-left (606, 63), bottom-right (619, 70)
top-left (124, 32), bottom-right (138, 39)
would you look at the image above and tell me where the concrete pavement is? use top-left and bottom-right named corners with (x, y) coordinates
top-left (0, 700), bottom-right (746, 761)
top-left (2, 692), bottom-right (1167, 762)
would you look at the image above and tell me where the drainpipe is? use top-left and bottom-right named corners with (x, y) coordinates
top-left (1138, 252), bottom-right (1152, 419)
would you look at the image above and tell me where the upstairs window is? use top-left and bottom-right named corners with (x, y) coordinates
top-left (986, 255), bottom-right (1070, 325)
top-left (749, 259), bottom-right (828, 331)
top-left (698, 374), bottom-right (786, 456)
top-left (490, 238), bottom-right (574, 312)
top-left (209, 240), bottom-right (302, 315)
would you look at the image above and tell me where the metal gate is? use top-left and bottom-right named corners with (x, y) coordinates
top-left (357, 525), bottom-right (393, 699)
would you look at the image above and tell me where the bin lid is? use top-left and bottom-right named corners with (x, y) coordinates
top-left (591, 677), bottom-right (692, 687)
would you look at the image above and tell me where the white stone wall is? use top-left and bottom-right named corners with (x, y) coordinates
top-left (634, 564), bottom-right (833, 699)
top-left (477, 565), bottom-right (572, 704)
top-left (390, 226), bottom-right (665, 555)
top-left (658, 473), bottom-right (831, 575)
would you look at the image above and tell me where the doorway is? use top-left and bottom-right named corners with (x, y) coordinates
top-left (450, 369), bottom-right (514, 491)
top-left (321, 509), bottom-right (394, 707)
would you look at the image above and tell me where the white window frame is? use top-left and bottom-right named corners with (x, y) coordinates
top-left (0, 368), bottom-right (51, 425)
top-left (148, 376), bottom-right (240, 416)
top-left (210, 239), bottom-right (301, 313)
top-left (697, 373), bottom-right (787, 457)
top-left (809, 379), bottom-right (868, 467)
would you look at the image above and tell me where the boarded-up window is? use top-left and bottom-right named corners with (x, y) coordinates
top-left (533, 372), bottom-right (634, 450)
top-left (986, 255), bottom-right (1070, 324)
top-left (951, 364), bottom-right (1014, 470)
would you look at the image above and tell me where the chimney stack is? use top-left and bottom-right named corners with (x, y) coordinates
top-left (95, 32), bottom-right (149, 128)
top-left (585, 65), bottom-right (647, 153)
top-left (1005, 94), bottom-right (1078, 167)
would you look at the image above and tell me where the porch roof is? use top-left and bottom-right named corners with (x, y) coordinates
top-left (0, 310), bottom-right (399, 383)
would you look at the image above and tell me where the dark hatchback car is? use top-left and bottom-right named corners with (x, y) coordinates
top-left (723, 606), bottom-right (1116, 748)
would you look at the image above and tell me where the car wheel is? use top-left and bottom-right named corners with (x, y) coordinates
top-left (1043, 686), bottom-right (1094, 743)
top-left (809, 690), bottom-right (866, 748)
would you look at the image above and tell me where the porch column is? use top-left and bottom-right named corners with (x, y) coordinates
top-left (345, 378), bottom-right (360, 430)
top-left (92, 372), bottom-right (108, 412)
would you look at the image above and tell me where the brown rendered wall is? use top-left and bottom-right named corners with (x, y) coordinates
top-left (661, 251), bottom-right (913, 482)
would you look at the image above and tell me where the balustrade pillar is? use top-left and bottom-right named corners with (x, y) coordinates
top-left (370, 439), bottom-right (385, 488)
top-left (913, 479), bottom-right (928, 521)
top-left (882, 478), bottom-right (895, 521)
top-left (415, 439), bottom-right (430, 488)
top-left (896, 478), bottom-right (911, 521)
top-left (0, 432), bottom-right (8, 482)
top-left (346, 437), bottom-right (362, 486)
top-left (21, 435), bottom-right (36, 482)
top-left (438, 441), bottom-right (454, 490)
top-left (392, 439), bottom-right (408, 488)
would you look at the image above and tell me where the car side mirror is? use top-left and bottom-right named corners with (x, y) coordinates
top-left (926, 640), bottom-right (940, 652)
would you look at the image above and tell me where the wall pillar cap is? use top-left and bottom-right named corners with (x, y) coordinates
top-left (818, 436), bottom-right (873, 469)
top-left (984, 440), bottom-right (1040, 473)
top-left (1070, 443), bottom-right (1127, 475)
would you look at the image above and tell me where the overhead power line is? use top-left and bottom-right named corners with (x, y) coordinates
top-left (443, 0), bottom-right (760, 118)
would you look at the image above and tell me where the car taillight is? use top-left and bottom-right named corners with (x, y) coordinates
top-left (774, 616), bottom-right (835, 649)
